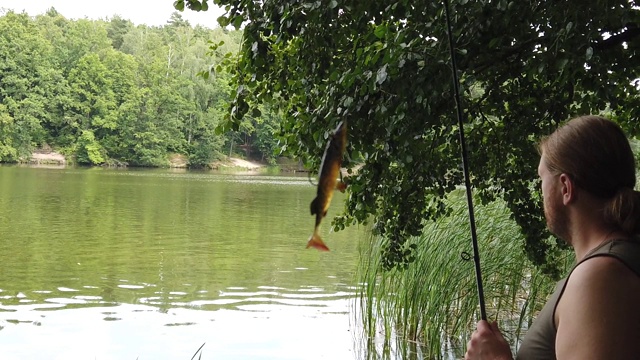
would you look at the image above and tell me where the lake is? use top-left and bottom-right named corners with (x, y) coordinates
top-left (0, 165), bottom-right (371, 360)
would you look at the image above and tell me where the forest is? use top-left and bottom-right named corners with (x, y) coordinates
top-left (0, 8), bottom-right (281, 167)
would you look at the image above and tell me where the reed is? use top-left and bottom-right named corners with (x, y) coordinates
top-left (356, 190), bottom-right (572, 359)
top-left (190, 343), bottom-right (205, 360)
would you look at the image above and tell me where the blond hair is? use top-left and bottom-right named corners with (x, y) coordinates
top-left (538, 115), bottom-right (640, 235)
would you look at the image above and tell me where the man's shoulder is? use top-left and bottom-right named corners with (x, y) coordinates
top-left (571, 255), bottom-right (638, 285)
top-left (564, 254), bottom-right (640, 306)
top-left (555, 252), bottom-right (640, 359)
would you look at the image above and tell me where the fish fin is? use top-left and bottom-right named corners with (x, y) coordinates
top-left (310, 197), bottom-right (319, 215)
top-left (323, 209), bottom-right (328, 217)
top-left (336, 181), bottom-right (347, 193)
top-left (306, 233), bottom-right (330, 251)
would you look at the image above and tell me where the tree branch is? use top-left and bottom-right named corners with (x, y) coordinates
top-left (470, 37), bottom-right (539, 75)
top-left (592, 25), bottom-right (640, 50)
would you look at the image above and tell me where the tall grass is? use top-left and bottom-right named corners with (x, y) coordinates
top-left (356, 190), bottom-right (573, 359)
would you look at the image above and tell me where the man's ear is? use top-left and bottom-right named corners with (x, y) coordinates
top-left (558, 173), bottom-right (575, 205)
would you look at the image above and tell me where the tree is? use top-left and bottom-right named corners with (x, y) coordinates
top-left (178, 0), bottom-right (640, 274)
top-left (99, 49), bottom-right (143, 162)
top-left (52, 18), bottom-right (112, 75)
top-left (106, 15), bottom-right (134, 50)
top-left (65, 52), bottom-right (118, 164)
top-left (253, 104), bottom-right (283, 164)
top-left (0, 12), bottom-right (62, 161)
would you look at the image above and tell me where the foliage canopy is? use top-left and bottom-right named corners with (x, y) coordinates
top-left (180, 0), bottom-right (640, 274)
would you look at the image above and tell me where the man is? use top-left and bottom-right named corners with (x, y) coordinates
top-left (465, 115), bottom-right (640, 360)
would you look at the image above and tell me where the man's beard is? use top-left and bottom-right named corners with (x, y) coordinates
top-left (545, 196), bottom-right (571, 243)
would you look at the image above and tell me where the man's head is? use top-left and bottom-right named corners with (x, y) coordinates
top-left (537, 115), bottom-right (639, 237)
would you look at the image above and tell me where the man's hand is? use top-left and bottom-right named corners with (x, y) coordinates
top-left (465, 320), bottom-right (513, 360)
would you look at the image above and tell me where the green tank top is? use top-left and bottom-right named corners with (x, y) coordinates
top-left (516, 239), bottom-right (640, 360)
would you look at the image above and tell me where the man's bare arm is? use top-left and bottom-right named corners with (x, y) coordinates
top-left (555, 256), bottom-right (640, 360)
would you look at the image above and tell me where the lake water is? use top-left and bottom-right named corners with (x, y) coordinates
top-left (0, 165), bottom-right (369, 360)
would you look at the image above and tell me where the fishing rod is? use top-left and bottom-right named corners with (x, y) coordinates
top-left (443, 0), bottom-right (487, 321)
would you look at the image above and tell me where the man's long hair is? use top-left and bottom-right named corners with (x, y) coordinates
top-left (538, 115), bottom-right (640, 235)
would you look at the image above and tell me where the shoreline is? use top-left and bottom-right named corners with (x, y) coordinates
top-left (27, 150), bottom-right (269, 171)
top-left (21, 150), bottom-right (324, 174)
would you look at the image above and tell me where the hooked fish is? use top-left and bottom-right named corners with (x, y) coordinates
top-left (307, 120), bottom-right (348, 251)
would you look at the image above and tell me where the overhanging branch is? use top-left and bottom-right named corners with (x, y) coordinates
top-left (593, 25), bottom-right (640, 50)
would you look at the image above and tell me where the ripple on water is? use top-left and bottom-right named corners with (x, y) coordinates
top-left (117, 284), bottom-right (145, 289)
top-left (45, 298), bottom-right (87, 305)
top-left (56, 287), bottom-right (79, 292)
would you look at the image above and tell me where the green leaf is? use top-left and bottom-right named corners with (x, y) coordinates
top-left (189, 1), bottom-right (202, 11)
top-left (586, 46), bottom-right (594, 61)
top-left (232, 15), bottom-right (244, 29)
top-left (173, 0), bottom-right (185, 11)
top-left (376, 65), bottom-right (388, 84)
top-left (557, 58), bottom-right (569, 70)
top-left (330, 0), bottom-right (338, 9)
top-left (565, 22), bottom-right (573, 32)
top-left (217, 16), bottom-right (230, 27)
top-left (374, 24), bottom-right (387, 39)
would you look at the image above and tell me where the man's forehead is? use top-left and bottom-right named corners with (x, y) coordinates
top-left (537, 154), bottom-right (547, 173)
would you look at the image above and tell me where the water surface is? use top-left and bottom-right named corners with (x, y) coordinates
top-left (0, 166), bottom-right (364, 359)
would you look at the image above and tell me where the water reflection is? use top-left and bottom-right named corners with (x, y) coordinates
top-left (1, 302), bottom-right (358, 360)
top-left (1, 283), bottom-right (360, 359)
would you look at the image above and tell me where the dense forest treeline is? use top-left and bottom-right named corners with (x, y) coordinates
top-left (0, 8), bottom-right (281, 167)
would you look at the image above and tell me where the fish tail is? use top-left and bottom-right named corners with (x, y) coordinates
top-left (306, 231), bottom-right (330, 251)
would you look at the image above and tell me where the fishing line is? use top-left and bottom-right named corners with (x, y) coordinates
top-left (443, 0), bottom-right (487, 321)
top-left (308, 171), bottom-right (318, 186)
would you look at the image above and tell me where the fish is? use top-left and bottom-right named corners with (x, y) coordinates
top-left (307, 120), bottom-right (348, 251)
